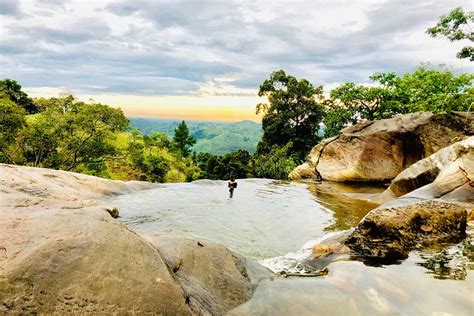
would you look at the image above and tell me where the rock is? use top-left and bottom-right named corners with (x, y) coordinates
top-left (343, 200), bottom-right (468, 261)
top-left (290, 112), bottom-right (473, 182)
top-left (0, 207), bottom-right (192, 314)
top-left (149, 236), bottom-right (268, 315)
top-left (372, 137), bottom-right (474, 204)
top-left (105, 207), bottom-right (120, 218)
top-left (0, 164), bottom-right (260, 314)
top-left (288, 162), bottom-right (317, 180)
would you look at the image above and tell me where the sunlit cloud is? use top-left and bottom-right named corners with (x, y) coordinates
top-left (2, 0), bottom-right (473, 121)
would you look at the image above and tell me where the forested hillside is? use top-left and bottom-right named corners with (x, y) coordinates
top-left (130, 118), bottom-right (262, 154)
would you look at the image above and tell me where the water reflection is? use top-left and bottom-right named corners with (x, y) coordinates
top-left (416, 237), bottom-right (474, 280)
top-left (304, 180), bottom-right (384, 231)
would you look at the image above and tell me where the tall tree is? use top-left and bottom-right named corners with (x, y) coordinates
top-left (427, 7), bottom-right (474, 61)
top-left (329, 74), bottom-right (397, 121)
top-left (173, 120), bottom-right (196, 157)
top-left (256, 70), bottom-right (324, 160)
top-left (19, 100), bottom-right (129, 170)
top-left (0, 79), bottom-right (38, 113)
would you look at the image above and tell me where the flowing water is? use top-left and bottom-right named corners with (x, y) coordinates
top-left (113, 179), bottom-right (474, 316)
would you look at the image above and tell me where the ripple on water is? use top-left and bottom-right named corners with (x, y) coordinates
top-left (114, 179), bottom-right (337, 259)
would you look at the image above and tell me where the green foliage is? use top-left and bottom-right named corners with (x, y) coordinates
top-left (3, 60), bottom-right (472, 183)
top-left (29, 101), bottom-right (128, 170)
top-left (329, 80), bottom-right (397, 121)
top-left (0, 97), bottom-right (26, 163)
top-left (2, 93), bottom-right (129, 171)
top-left (144, 132), bottom-right (172, 149)
top-left (129, 118), bottom-right (262, 154)
top-left (390, 65), bottom-right (473, 113)
top-left (324, 65), bottom-right (473, 137)
top-left (196, 149), bottom-right (251, 180)
top-left (256, 69), bottom-right (324, 160)
top-left (173, 120), bottom-right (196, 157)
top-left (144, 155), bottom-right (170, 182)
top-left (0, 79), bottom-right (37, 113)
top-left (103, 130), bottom-right (199, 183)
top-left (322, 104), bottom-right (357, 138)
top-left (33, 95), bottom-right (76, 112)
top-left (251, 144), bottom-right (297, 180)
top-left (21, 110), bottom-right (61, 168)
top-left (427, 7), bottom-right (474, 61)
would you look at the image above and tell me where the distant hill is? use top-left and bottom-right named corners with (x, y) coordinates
top-left (129, 118), bottom-right (262, 154)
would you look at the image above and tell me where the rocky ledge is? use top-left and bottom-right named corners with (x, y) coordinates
top-left (291, 114), bottom-right (473, 266)
top-left (290, 112), bottom-right (473, 182)
top-left (342, 136), bottom-right (473, 262)
top-left (0, 164), bottom-right (265, 314)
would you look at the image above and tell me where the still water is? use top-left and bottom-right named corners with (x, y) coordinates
top-left (113, 179), bottom-right (473, 315)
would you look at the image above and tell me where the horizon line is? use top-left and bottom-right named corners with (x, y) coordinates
top-left (127, 116), bottom-right (261, 123)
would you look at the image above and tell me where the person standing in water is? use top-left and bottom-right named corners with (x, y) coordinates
top-left (228, 177), bottom-right (238, 198)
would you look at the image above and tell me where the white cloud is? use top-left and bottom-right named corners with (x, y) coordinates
top-left (0, 0), bottom-right (472, 100)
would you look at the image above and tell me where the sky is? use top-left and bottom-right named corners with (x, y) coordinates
top-left (0, 0), bottom-right (473, 121)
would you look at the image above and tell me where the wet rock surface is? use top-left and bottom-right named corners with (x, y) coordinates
top-left (344, 200), bottom-right (468, 261)
top-left (290, 112), bottom-right (473, 182)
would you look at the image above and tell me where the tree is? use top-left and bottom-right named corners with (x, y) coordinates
top-left (390, 65), bottom-right (473, 113)
top-left (58, 102), bottom-right (129, 170)
top-left (256, 70), bottom-right (324, 160)
top-left (0, 97), bottom-right (26, 163)
top-left (34, 95), bottom-right (76, 113)
top-left (20, 111), bottom-right (60, 168)
top-left (322, 103), bottom-right (357, 138)
top-left (18, 100), bottom-right (129, 170)
top-left (173, 120), bottom-right (196, 157)
top-left (251, 143), bottom-right (297, 180)
top-left (330, 72), bottom-right (400, 121)
top-left (427, 7), bottom-right (474, 61)
top-left (325, 66), bottom-right (473, 137)
top-left (196, 149), bottom-right (251, 180)
top-left (0, 79), bottom-right (38, 113)
top-left (144, 132), bottom-right (171, 149)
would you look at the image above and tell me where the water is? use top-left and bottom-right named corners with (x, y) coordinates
top-left (113, 179), bottom-right (474, 315)
top-left (115, 179), bottom-right (339, 259)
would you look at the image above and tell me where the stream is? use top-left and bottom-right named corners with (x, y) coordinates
top-left (113, 179), bottom-right (473, 315)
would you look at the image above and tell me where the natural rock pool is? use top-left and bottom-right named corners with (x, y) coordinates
top-left (113, 179), bottom-right (473, 315)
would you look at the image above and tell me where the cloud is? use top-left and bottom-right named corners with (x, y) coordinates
top-left (0, 0), bottom-right (20, 15)
top-left (0, 0), bottom-right (472, 100)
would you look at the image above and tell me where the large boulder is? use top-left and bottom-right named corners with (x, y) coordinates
top-left (373, 137), bottom-right (474, 204)
top-left (343, 200), bottom-right (468, 261)
top-left (290, 112), bottom-right (473, 182)
top-left (0, 164), bottom-right (259, 314)
top-left (150, 236), bottom-right (268, 315)
top-left (0, 200), bottom-right (192, 313)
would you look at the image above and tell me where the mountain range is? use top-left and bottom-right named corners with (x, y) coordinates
top-left (129, 118), bottom-right (262, 154)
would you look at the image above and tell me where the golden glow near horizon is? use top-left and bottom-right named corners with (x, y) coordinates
top-left (25, 87), bottom-right (264, 122)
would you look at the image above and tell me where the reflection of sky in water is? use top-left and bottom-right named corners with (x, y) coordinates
top-left (113, 179), bottom-right (474, 315)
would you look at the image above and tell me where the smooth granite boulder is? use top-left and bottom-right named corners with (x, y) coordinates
top-left (290, 112), bottom-right (473, 182)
